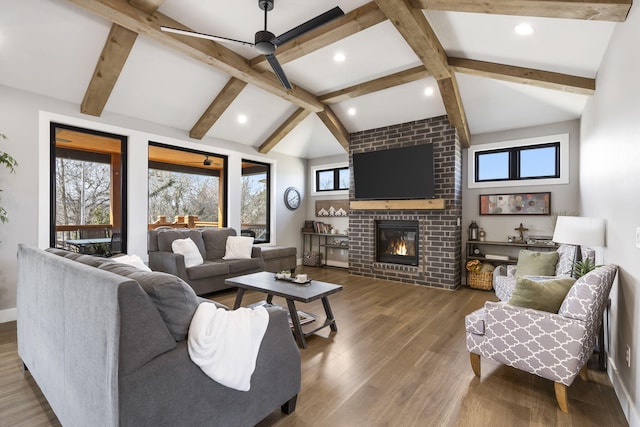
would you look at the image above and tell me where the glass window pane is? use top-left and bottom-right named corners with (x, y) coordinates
top-left (338, 168), bottom-right (349, 190)
top-left (317, 170), bottom-right (335, 190)
top-left (241, 161), bottom-right (270, 243)
top-left (520, 146), bottom-right (558, 178)
top-left (477, 151), bottom-right (509, 181)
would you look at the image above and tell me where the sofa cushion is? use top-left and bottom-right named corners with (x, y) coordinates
top-left (99, 263), bottom-right (199, 341)
top-left (187, 261), bottom-right (230, 281)
top-left (225, 258), bottom-right (263, 274)
top-left (172, 237), bottom-right (204, 268)
top-left (222, 236), bottom-right (254, 260)
top-left (202, 228), bottom-right (236, 260)
top-left (157, 229), bottom-right (206, 258)
top-left (516, 250), bottom-right (559, 277)
top-left (508, 276), bottom-right (576, 313)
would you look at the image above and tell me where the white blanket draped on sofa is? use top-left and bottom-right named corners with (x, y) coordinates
top-left (188, 303), bottom-right (269, 391)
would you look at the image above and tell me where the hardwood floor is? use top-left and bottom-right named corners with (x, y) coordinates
top-left (0, 267), bottom-right (627, 426)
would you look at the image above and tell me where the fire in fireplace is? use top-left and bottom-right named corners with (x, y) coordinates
top-left (376, 220), bottom-right (419, 266)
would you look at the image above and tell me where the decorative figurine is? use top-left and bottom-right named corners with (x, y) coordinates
top-left (514, 223), bottom-right (528, 243)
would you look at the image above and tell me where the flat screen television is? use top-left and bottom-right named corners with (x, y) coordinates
top-left (353, 144), bottom-right (435, 200)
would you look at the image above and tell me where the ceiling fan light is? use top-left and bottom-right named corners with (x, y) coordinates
top-left (255, 30), bottom-right (276, 54)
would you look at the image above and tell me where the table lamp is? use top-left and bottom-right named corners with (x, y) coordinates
top-left (552, 216), bottom-right (606, 265)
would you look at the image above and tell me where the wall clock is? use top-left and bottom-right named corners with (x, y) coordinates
top-left (284, 187), bottom-right (301, 210)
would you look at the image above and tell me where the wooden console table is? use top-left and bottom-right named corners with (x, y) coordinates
top-left (466, 240), bottom-right (559, 266)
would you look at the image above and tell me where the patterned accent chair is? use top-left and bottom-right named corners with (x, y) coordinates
top-left (466, 264), bottom-right (617, 412)
top-left (493, 245), bottom-right (596, 301)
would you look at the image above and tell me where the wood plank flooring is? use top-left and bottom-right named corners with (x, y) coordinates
top-left (0, 267), bottom-right (627, 426)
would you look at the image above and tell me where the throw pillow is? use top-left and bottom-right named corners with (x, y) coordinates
top-left (516, 250), bottom-right (559, 277)
top-left (172, 237), bottom-right (204, 268)
top-left (222, 236), bottom-right (254, 260)
top-left (113, 254), bottom-right (152, 271)
top-left (508, 276), bottom-right (577, 313)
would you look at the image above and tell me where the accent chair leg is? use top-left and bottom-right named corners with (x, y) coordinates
top-left (554, 382), bottom-right (569, 413)
top-left (579, 365), bottom-right (590, 382)
top-left (470, 353), bottom-right (481, 377)
top-left (281, 395), bottom-right (298, 414)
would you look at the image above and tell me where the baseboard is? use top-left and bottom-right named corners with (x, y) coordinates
top-left (0, 307), bottom-right (17, 323)
top-left (609, 357), bottom-right (640, 427)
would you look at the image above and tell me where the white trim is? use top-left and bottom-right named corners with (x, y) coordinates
top-left (609, 357), bottom-right (640, 426)
top-left (0, 308), bottom-right (17, 323)
top-left (311, 161), bottom-right (349, 196)
top-left (468, 133), bottom-right (569, 189)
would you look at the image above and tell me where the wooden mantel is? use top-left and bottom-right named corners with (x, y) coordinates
top-left (350, 199), bottom-right (446, 210)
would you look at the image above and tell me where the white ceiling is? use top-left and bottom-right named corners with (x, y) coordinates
top-left (0, 0), bottom-right (620, 158)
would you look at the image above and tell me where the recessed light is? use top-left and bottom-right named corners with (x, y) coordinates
top-left (347, 107), bottom-right (356, 116)
top-left (237, 114), bottom-right (248, 124)
top-left (515, 23), bottom-right (535, 36)
top-left (424, 87), bottom-right (434, 97)
top-left (333, 52), bottom-right (346, 62)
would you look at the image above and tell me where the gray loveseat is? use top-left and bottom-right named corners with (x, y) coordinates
top-left (17, 244), bottom-right (301, 427)
top-left (148, 227), bottom-right (264, 295)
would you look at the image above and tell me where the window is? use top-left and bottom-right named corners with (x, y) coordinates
top-left (51, 123), bottom-right (127, 255)
top-left (469, 134), bottom-right (568, 188)
top-left (241, 160), bottom-right (270, 243)
top-left (315, 166), bottom-right (349, 192)
top-left (148, 143), bottom-right (227, 229)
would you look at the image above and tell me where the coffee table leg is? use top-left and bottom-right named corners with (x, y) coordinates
top-left (321, 296), bottom-right (338, 332)
top-left (286, 299), bottom-right (306, 349)
top-left (266, 294), bottom-right (274, 305)
top-left (233, 288), bottom-right (245, 309)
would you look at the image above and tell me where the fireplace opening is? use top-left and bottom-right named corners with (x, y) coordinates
top-left (376, 220), bottom-right (419, 266)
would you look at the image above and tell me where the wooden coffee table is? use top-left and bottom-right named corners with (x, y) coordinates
top-left (226, 271), bottom-right (343, 349)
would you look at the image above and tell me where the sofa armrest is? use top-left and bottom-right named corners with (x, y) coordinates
top-left (149, 251), bottom-right (188, 281)
top-left (251, 246), bottom-right (265, 269)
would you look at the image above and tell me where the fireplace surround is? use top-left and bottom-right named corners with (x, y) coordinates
top-left (348, 116), bottom-right (463, 290)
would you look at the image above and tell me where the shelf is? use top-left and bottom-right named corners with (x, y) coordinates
top-left (468, 240), bottom-right (558, 249)
top-left (320, 244), bottom-right (349, 249)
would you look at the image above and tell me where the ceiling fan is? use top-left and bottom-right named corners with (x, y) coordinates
top-left (160, 0), bottom-right (344, 90)
top-left (186, 155), bottom-right (213, 166)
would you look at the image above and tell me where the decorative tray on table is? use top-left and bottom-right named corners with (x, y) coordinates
top-left (274, 274), bottom-right (312, 284)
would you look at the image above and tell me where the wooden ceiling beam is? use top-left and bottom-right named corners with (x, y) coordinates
top-left (190, 78), bottom-right (248, 140)
top-left (449, 57), bottom-right (595, 95)
top-left (320, 66), bottom-right (431, 104)
top-left (317, 107), bottom-right (350, 151)
top-left (81, 0), bottom-right (164, 116)
top-left (374, 0), bottom-right (470, 147)
top-left (250, 2), bottom-right (387, 71)
top-left (258, 109), bottom-right (311, 154)
top-left (67, 0), bottom-right (325, 113)
top-left (410, 0), bottom-right (631, 22)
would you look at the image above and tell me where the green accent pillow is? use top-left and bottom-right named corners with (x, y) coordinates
top-left (516, 250), bottom-right (559, 277)
top-left (508, 276), bottom-right (577, 313)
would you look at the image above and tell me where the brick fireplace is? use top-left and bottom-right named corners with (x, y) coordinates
top-left (348, 116), bottom-right (462, 290)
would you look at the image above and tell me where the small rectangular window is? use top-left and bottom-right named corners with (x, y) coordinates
top-left (316, 166), bottom-right (349, 192)
top-left (475, 142), bottom-right (560, 183)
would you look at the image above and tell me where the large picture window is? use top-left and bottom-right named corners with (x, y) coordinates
top-left (51, 123), bottom-right (127, 255)
top-left (469, 134), bottom-right (568, 188)
top-left (148, 143), bottom-right (227, 229)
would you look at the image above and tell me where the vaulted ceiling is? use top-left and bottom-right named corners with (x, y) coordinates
top-left (1, 0), bottom-right (631, 158)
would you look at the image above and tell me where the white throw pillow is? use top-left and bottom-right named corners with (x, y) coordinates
top-left (113, 254), bottom-right (152, 272)
top-left (172, 237), bottom-right (204, 268)
top-left (222, 236), bottom-right (254, 260)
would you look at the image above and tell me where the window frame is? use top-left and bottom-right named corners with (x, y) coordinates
top-left (468, 133), bottom-right (569, 189)
top-left (241, 159), bottom-right (271, 244)
top-left (312, 163), bottom-right (349, 194)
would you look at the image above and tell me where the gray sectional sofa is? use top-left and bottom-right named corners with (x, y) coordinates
top-left (17, 244), bottom-right (301, 427)
top-left (148, 227), bottom-right (264, 295)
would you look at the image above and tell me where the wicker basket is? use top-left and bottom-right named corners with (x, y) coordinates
top-left (468, 271), bottom-right (493, 290)
top-left (303, 251), bottom-right (321, 267)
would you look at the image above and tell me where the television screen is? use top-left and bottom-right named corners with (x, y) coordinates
top-left (353, 144), bottom-right (435, 200)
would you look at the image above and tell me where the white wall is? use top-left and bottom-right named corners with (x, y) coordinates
top-left (462, 119), bottom-right (581, 246)
top-left (580, 4), bottom-right (640, 424)
top-left (0, 84), bottom-right (308, 320)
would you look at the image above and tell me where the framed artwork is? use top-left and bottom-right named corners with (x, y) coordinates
top-left (479, 192), bottom-right (550, 215)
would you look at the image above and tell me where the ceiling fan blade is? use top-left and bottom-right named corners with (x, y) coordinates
top-left (265, 54), bottom-right (292, 90)
top-left (271, 6), bottom-right (344, 47)
top-left (160, 26), bottom-right (254, 47)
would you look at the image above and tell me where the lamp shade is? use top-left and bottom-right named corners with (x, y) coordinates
top-left (552, 216), bottom-right (606, 247)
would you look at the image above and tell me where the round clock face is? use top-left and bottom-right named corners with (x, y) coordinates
top-left (284, 187), bottom-right (301, 210)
